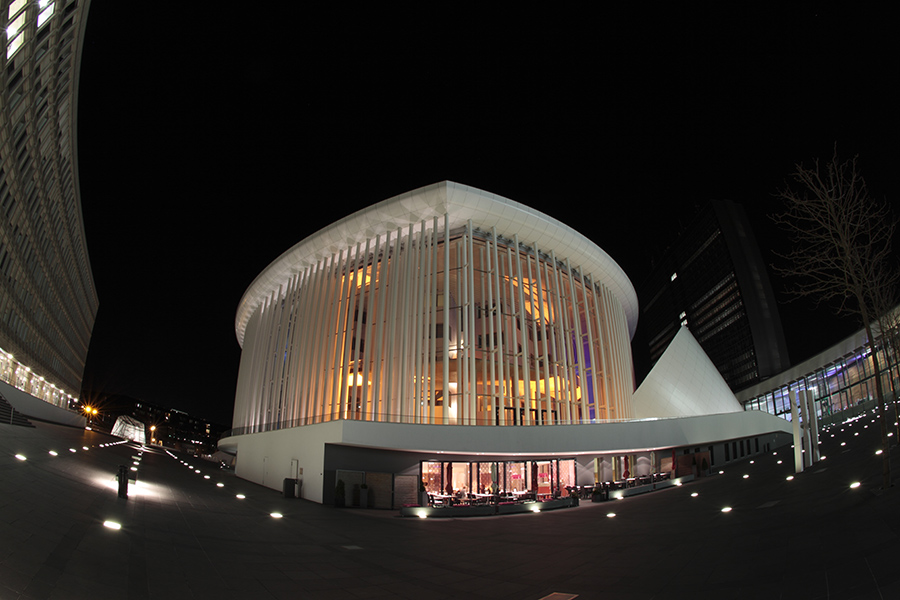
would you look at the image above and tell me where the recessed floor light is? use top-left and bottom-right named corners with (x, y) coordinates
top-left (14, 454), bottom-right (26, 461)
top-left (850, 482), bottom-right (861, 489)
top-left (216, 483), bottom-right (224, 487)
top-left (49, 451), bottom-right (58, 456)
top-left (606, 512), bottom-right (616, 518)
top-left (721, 507), bottom-right (732, 513)
top-left (270, 512), bottom-right (283, 518)
top-left (236, 494), bottom-right (246, 499)
top-left (786, 476), bottom-right (794, 481)
top-left (103, 521), bottom-right (122, 530)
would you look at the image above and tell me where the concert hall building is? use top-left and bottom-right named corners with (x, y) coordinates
top-left (219, 182), bottom-right (790, 506)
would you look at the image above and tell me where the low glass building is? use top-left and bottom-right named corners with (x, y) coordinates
top-left (737, 320), bottom-right (899, 425)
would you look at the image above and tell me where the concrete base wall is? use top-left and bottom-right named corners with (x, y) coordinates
top-left (220, 410), bottom-right (793, 504)
top-left (0, 379), bottom-right (85, 428)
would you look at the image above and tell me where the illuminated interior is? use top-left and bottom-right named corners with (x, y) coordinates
top-left (422, 459), bottom-right (576, 501)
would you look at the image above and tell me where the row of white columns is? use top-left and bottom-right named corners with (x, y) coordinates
top-left (232, 217), bottom-right (634, 432)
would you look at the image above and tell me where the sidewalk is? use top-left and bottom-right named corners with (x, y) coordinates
top-left (1, 414), bottom-right (898, 600)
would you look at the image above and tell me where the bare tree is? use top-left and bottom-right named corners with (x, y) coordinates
top-left (772, 148), bottom-right (898, 490)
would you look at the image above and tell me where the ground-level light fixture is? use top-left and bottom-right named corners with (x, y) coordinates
top-left (721, 507), bottom-right (732, 513)
top-left (103, 521), bottom-right (122, 530)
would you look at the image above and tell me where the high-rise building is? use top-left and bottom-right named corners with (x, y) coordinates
top-left (0, 0), bottom-right (97, 409)
top-left (637, 200), bottom-right (789, 391)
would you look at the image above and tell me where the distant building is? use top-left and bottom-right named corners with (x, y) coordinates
top-left (0, 0), bottom-right (97, 419)
top-left (129, 398), bottom-right (228, 455)
top-left (637, 200), bottom-right (789, 392)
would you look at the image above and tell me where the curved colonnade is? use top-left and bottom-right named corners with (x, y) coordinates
top-left (232, 182), bottom-right (637, 433)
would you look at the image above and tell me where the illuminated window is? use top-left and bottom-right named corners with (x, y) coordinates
top-left (8, 0), bottom-right (27, 19)
top-left (6, 10), bottom-right (26, 37)
top-left (38, 3), bottom-right (55, 29)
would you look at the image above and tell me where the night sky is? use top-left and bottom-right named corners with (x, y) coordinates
top-left (74, 5), bottom-right (896, 427)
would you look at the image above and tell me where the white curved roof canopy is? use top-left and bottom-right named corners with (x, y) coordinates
top-left (236, 181), bottom-right (638, 346)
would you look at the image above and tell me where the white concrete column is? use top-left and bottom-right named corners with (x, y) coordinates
top-left (428, 220), bottom-right (439, 424)
top-left (506, 246), bottom-right (521, 425)
top-left (514, 236), bottom-right (531, 425)
top-left (805, 390), bottom-right (820, 462)
top-left (790, 388), bottom-right (803, 473)
top-left (372, 231), bottom-right (391, 422)
top-left (533, 244), bottom-right (552, 424)
top-left (467, 221), bottom-right (477, 425)
top-left (442, 215), bottom-right (450, 425)
top-left (490, 228), bottom-right (505, 426)
top-left (361, 234), bottom-right (379, 421)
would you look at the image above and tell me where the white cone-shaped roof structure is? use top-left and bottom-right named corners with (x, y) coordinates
top-left (632, 326), bottom-right (742, 419)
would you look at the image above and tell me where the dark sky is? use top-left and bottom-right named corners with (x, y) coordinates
top-left (75, 4), bottom-right (896, 426)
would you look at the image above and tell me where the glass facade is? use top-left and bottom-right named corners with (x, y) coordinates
top-left (742, 344), bottom-right (897, 424)
top-left (232, 218), bottom-right (635, 433)
top-left (422, 458), bottom-right (576, 502)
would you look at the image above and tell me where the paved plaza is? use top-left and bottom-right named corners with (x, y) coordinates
top-left (1, 414), bottom-right (898, 600)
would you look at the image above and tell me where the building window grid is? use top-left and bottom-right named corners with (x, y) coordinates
top-left (744, 332), bottom-right (900, 420)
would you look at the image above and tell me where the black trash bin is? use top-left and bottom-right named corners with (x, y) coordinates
top-left (283, 478), bottom-right (297, 498)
